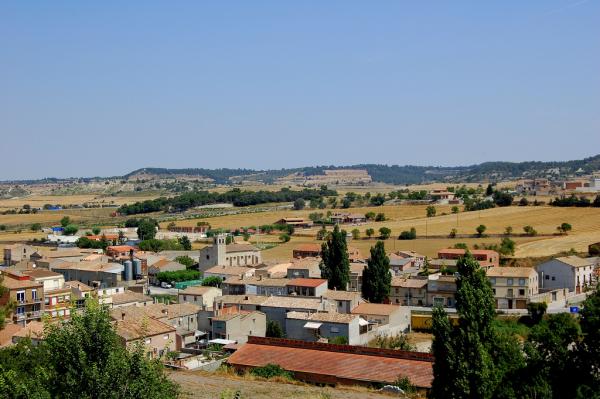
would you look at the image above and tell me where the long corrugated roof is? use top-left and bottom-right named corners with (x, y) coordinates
top-left (228, 338), bottom-right (433, 388)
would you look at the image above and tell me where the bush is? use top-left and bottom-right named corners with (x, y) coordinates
top-left (527, 302), bottom-right (547, 325)
top-left (279, 233), bottom-right (291, 243)
top-left (63, 224), bottom-right (79, 236)
top-left (398, 227), bottom-right (417, 240)
top-left (590, 244), bottom-right (600, 256)
top-left (250, 364), bottom-right (293, 380)
top-left (201, 276), bottom-right (222, 287)
top-left (523, 225), bottom-right (537, 236)
top-left (156, 270), bottom-right (201, 283)
top-left (31, 223), bottom-right (42, 232)
top-left (266, 321), bottom-right (284, 338)
top-left (379, 227), bottom-right (391, 240)
top-left (175, 255), bottom-right (195, 269)
top-left (449, 228), bottom-right (457, 238)
top-left (394, 376), bottom-right (416, 393)
top-left (375, 212), bottom-right (386, 222)
top-left (328, 336), bottom-right (348, 345)
top-left (293, 198), bottom-right (305, 210)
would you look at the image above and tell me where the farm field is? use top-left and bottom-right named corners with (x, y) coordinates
top-left (0, 193), bottom-right (162, 210)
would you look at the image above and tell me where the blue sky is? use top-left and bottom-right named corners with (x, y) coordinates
top-left (1, 1), bottom-right (599, 180)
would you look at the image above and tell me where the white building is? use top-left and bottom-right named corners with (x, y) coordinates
top-left (536, 256), bottom-right (597, 294)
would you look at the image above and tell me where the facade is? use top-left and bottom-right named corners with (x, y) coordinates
top-left (51, 261), bottom-right (124, 288)
top-left (426, 275), bottom-right (457, 307)
top-left (292, 243), bottom-right (321, 259)
top-left (536, 256), bottom-right (597, 293)
top-left (322, 289), bottom-right (363, 314)
top-left (286, 257), bottom-right (321, 279)
top-left (395, 251), bottom-right (426, 268)
top-left (0, 271), bottom-right (44, 326)
top-left (211, 308), bottom-right (266, 344)
top-left (274, 218), bottom-right (314, 229)
top-left (285, 311), bottom-right (365, 345)
top-left (178, 286), bottom-right (222, 308)
top-left (286, 278), bottom-right (328, 297)
top-left (348, 262), bottom-right (365, 292)
top-left (198, 235), bottom-right (262, 272)
top-left (390, 277), bottom-right (428, 306)
top-left (350, 303), bottom-right (410, 334)
top-left (114, 314), bottom-right (176, 358)
top-left (487, 267), bottom-right (539, 309)
top-left (388, 254), bottom-right (415, 276)
top-left (3, 244), bottom-right (36, 266)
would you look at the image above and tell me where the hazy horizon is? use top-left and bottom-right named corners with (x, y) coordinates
top-left (2, 1), bottom-right (599, 180)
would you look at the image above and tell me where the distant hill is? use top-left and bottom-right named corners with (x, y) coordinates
top-left (3, 154), bottom-right (599, 185)
top-left (124, 154), bottom-right (600, 185)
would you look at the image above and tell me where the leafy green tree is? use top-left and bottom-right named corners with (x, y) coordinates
top-left (92, 226), bottom-right (101, 235)
top-left (426, 205), bottom-right (436, 217)
top-left (527, 302), bottom-right (547, 325)
top-left (351, 228), bottom-right (360, 240)
top-left (365, 211), bottom-right (376, 220)
top-left (328, 336), bottom-right (348, 345)
top-left (451, 206), bottom-right (460, 214)
top-left (175, 255), bottom-right (195, 269)
top-left (319, 225), bottom-right (350, 290)
top-left (0, 300), bottom-right (179, 398)
top-left (398, 227), bottom-right (417, 240)
top-left (486, 184), bottom-right (494, 196)
top-left (523, 225), bottom-right (537, 236)
top-left (361, 241), bottom-right (391, 303)
top-left (60, 216), bottom-right (71, 227)
top-left (499, 237), bottom-right (516, 256)
top-left (504, 226), bottom-right (513, 235)
top-left (449, 228), bottom-right (457, 238)
top-left (63, 224), bottom-right (79, 236)
top-left (378, 227), bottom-right (391, 240)
top-left (279, 233), bottom-right (291, 243)
top-left (557, 222), bottom-right (572, 235)
top-left (137, 219), bottom-right (157, 240)
top-left (266, 321), bottom-right (284, 338)
top-left (293, 198), bottom-right (305, 210)
top-left (178, 235), bottom-right (192, 250)
top-left (0, 225), bottom-right (5, 231)
top-left (341, 197), bottom-right (352, 208)
top-left (201, 276), bottom-right (222, 287)
top-left (519, 197), bottom-right (529, 206)
top-left (576, 286), bottom-right (600, 393)
top-left (31, 223), bottom-right (42, 232)
top-left (365, 228), bottom-right (375, 238)
top-left (375, 212), bottom-right (386, 222)
top-left (476, 224), bottom-right (487, 237)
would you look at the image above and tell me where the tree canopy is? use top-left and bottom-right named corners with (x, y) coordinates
top-left (361, 241), bottom-right (391, 303)
top-left (319, 225), bottom-right (350, 290)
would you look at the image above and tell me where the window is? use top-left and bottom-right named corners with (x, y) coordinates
top-left (519, 289), bottom-right (525, 296)
top-left (519, 278), bottom-right (526, 286)
top-left (545, 275), bottom-right (549, 280)
top-left (31, 289), bottom-right (37, 300)
top-left (552, 276), bottom-right (556, 281)
top-left (145, 338), bottom-right (151, 344)
top-left (507, 289), bottom-right (513, 297)
top-left (163, 335), bottom-right (169, 340)
top-left (16, 306), bottom-right (25, 315)
top-left (489, 278), bottom-right (496, 285)
top-left (16, 291), bottom-right (25, 302)
top-left (507, 278), bottom-right (514, 286)
top-left (492, 288), bottom-right (496, 295)
top-left (330, 327), bottom-right (340, 333)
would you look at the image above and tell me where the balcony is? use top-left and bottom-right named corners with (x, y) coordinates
top-left (16, 298), bottom-right (43, 305)
top-left (14, 311), bottom-right (42, 321)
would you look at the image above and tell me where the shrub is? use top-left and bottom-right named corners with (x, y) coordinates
top-left (398, 227), bottom-right (417, 240)
top-left (201, 276), bottom-right (222, 287)
top-left (379, 227), bottom-right (392, 240)
top-left (328, 336), bottom-right (348, 345)
top-left (250, 364), bottom-right (293, 380)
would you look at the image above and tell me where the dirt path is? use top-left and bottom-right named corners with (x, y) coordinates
top-left (168, 370), bottom-right (399, 399)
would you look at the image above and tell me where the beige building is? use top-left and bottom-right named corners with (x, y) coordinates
top-left (487, 267), bottom-right (539, 309)
top-left (178, 286), bottom-right (222, 308)
top-left (390, 277), bottom-right (428, 306)
top-left (114, 314), bottom-right (176, 358)
top-left (0, 270), bottom-right (44, 326)
top-left (3, 244), bottom-right (36, 266)
top-left (198, 234), bottom-right (262, 272)
top-left (211, 308), bottom-right (266, 344)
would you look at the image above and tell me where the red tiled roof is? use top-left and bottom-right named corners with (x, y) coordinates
top-left (228, 337), bottom-right (433, 388)
top-left (287, 278), bottom-right (327, 288)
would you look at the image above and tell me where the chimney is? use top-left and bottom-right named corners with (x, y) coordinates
top-left (162, 308), bottom-right (168, 316)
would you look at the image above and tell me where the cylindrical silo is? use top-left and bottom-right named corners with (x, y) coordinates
top-left (124, 260), bottom-right (133, 281)
top-left (133, 259), bottom-right (142, 277)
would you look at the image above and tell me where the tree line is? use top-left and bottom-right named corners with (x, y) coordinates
top-left (118, 187), bottom-right (337, 215)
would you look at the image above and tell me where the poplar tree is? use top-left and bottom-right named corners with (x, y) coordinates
top-left (361, 241), bottom-right (391, 303)
top-left (319, 225), bottom-right (350, 290)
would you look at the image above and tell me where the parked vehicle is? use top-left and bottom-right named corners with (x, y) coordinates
top-left (160, 281), bottom-right (172, 289)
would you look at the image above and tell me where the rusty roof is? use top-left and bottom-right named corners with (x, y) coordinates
top-left (114, 316), bottom-right (175, 341)
top-left (228, 337), bottom-right (433, 388)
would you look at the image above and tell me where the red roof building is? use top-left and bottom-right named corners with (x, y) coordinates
top-left (228, 337), bottom-right (433, 391)
top-left (437, 248), bottom-right (499, 268)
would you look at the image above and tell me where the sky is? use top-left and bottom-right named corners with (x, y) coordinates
top-left (1, 1), bottom-right (599, 180)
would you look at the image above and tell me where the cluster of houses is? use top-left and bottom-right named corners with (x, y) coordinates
top-left (2, 234), bottom-right (599, 392)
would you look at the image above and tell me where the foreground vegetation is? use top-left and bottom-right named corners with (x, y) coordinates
top-left (431, 254), bottom-right (600, 399)
top-left (0, 300), bottom-right (179, 398)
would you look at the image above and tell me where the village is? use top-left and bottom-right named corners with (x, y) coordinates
top-left (2, 178), bottom-right (600, 397)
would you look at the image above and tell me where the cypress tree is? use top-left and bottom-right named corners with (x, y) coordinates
top-left (319, 225), bottom-right (350, 290)
top-left (361, 241), bottom-right (391, 303)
